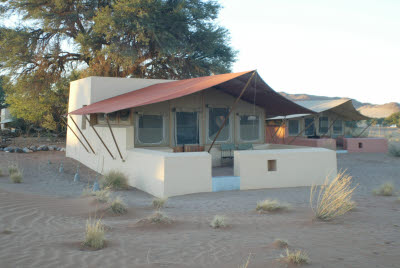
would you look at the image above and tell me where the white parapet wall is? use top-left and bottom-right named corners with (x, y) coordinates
top-left (234, 147), bottom-right (337, 189)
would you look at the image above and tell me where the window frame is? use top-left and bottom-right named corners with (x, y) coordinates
top-left (333, 119), bottom-right (343, 135)
top-left (95, 109), bottom-right (132, 126)
top-left (206, 106), bottom-right (232, 144)
top-left (304, 117), bottom-right (315, 136)
top-left (319, 116), bottom-right (329, 135)
top-left (288, 119), bottom-right (300, 136)
top-left (238, 113), bottom-right (262, 142)
top-left (136, 113), bottom-right (166, 145)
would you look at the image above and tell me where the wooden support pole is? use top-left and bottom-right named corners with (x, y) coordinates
top-left (61, 117), bottom-right (90, 153)
top-left (208, 71), bottom-right (257, 153)
top-left (84, 115), bottom-right (115, 159)
top-left (69, 115), bottom-right (96, 154)
top-left (287, 117), bottom-right (315, 145)
top-left (356, 120), bottom-right (374, 138)
top-left (270, 117), bottom-right (286, 143)
top-left (105, 115), bottom-right (124, 161)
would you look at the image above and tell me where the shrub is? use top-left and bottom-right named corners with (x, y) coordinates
top-left (273, 239), bottom-right (289, 249)
top-left (152, 197), bottom-right (167, 210)
top-left (343, 200), bottom-right (357, 211)
top-left (373, 183), bottom-right (395, 196)
top-left (389, 144), bottom-right (400, 157)
top-left (210, 215), bottom-right (227, 229)
top-left (310, 171), bottom-right (357, 221)
top-left (8, 165), bottom-right (19, 175)
top-left (256, 199), bottom-right (289, 213)
top-left (109, 197), bottom-right (128, 215)
top-left (83, 218), bottom-right (105, 249)
top-left (147, 211), bottom-right (172, 224)
top-left (10, 172), bottom-right (22, 183)
top-left (101, 170), bottom-right (129, 190)
top-left (82, 187), bottom-right (111, 203)
top-left (281, 249), bottom-right (309, 265)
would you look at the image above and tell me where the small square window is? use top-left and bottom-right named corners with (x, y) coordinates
top-left (358, 142), bottom-right (363, 148)
top-left (268, 160), bottom-right (277, 171)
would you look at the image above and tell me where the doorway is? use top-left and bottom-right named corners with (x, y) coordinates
top-left (176, 112), bottom-right (199, 145)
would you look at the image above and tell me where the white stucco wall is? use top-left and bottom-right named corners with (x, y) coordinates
top-left (234, 147), bottom-right (337, 189)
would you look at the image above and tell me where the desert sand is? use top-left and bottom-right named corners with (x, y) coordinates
top-left (0, 150), bottom-right (399, 268)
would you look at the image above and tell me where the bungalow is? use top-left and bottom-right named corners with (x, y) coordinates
top-left (66, 71), bottom-right (337, 197)
top-left (266, 99), bottom-right (388, 153)
top-left (0, 108), bottom-right (13, 130)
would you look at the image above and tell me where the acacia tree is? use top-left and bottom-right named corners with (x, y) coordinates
top-left (0, 0), bottom-right (235, 130)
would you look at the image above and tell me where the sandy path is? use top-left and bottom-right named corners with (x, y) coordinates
top-left (0, 152), bottom-right (399, 267)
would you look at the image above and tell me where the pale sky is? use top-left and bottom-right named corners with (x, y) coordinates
top-left (217, 0), bottom-right (400, 104)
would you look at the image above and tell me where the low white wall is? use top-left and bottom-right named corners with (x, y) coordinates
top-left (234, 148), bottom-right (337, 189)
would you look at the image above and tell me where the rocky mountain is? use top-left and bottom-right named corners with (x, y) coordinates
top-left (279, 92), bottom-right (400, 118)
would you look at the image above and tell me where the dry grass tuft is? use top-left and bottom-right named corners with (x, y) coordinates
top-left (10, 172), bottom-right (22, 183)
top-left (8, 165), bottom-right (19, 175)
top-left (101, 170), bottom-right (129, 190)
top-left (281, 249), bottom-right (310, 265)
top-left (210, 215), bottom-right (227, 229)
top-left (310, 171), bottom-right (357, 221)
top-left (147, 211), bottom-right (172, 224)
top-left (82, 217), bottom-right (105, 249)
top-left (256, 199), bottom-right (289, 213)
top-left (109, 197), bottom-right (128, 215)
top-left (373, 183), bottom-right (395, 196)
top-left (82, 187), bottom-right (111, 203)
top-left (273, 239), bottom-right (289, 249)
top-left (238, 254), bottom-right (251, 268)
top-left (152, 197), bottom-right (167, 210)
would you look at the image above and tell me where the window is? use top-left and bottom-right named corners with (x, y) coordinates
top-left (96, 110), bottom-right (131, 125)
top-left (240, 115), bottom-right (260, 141)
top-left (138, 114), bottom-right (164, 144)
top-left (119, 109), bottom-right (131, 124)
top-left (268, 160), bottom-right (277, 171)
top-left (319, 116), bottom-right (329, 135)
top-left (176, 112), bottom-right (199, 145)
top-left (304, 118), bottom-right (315, 136)
top-left (209, 108), bottom-right (230, 142)
top-left (333, 120), bottom-right (343, 134)
top-left (97, 113), bottom-right (106, 124)
top-left (288, 120), bottom-right (299, 136)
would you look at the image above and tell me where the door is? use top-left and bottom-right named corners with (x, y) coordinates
top-left (176, 112), bottom-right (199, 145)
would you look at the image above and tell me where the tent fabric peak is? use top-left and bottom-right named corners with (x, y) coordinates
top-left (69, 71), bottom-right (313, 117)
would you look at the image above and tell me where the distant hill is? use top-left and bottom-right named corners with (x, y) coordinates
top-left (279, 92), bottom-right (400, 118)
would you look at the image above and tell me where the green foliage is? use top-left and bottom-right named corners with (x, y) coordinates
top-left (0, 76), bottom-right (6, 109)
top-left (101, 170), bottom-right (129, 190)
top-left (384, 112), bottom-right (400, 127)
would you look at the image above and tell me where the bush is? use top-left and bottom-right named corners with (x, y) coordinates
top-left (101, 170), bottom-right (129, 190)
top-left (83, 218), bottom-right (105, 249)
top-left (310, 172), bottom-right (357, 221)
top-left (256, 199), bottom-right (289, 213)
top-left (152, 197), bottom-right (167, 210)
top-left (210, 215), bottom-right (227, 229)
top-left (109, 197), bottom-right (128, 215)
top-left (147, 211), bottom-right (172, 224)
top-left (8, 165), bottom-right (19, 175)
top-left (373, 183), bottom-right (395, 196)
top-left (281, 249), bottom-right (310, 265)
top-left (10, 172), bottom-right (22, 183)
top-left (273, 239), bottom-right (289, 249)
top-left (82, 187), bottom-right (111, 203)
top-left (389, 144), bottom-right (400, 157)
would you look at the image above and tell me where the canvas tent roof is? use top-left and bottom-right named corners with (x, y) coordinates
top-left (69, 71), bottom-right (313, 117)
top-left (289, 99), bottom-right (369, 121)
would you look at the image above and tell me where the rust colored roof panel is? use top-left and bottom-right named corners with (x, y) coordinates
top-left (70, 71), bottom-right (313, 117)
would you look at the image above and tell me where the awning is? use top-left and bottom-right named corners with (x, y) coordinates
top-left (70, 71), bottom-right (314, 116)
top-left (267, 113), bottom-right (311, 120)
top-left (293, 99), bottom-right (369, 121)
